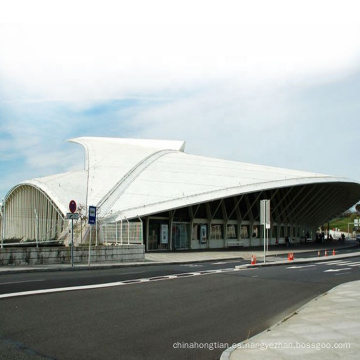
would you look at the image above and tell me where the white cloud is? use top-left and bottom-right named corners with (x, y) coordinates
top-left (1, 0), bottom-right (360, 199)
top-left (1, 0), bottom-right (360, 102)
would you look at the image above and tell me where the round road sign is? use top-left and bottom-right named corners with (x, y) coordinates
top-left (69, 200), bottom-right (77, 213)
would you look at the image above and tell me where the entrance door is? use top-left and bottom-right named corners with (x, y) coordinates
top-left (172, 223), bottom-right (190, 250)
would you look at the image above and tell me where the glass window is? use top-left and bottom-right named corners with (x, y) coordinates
top-left (252, 225), bottom-right (260, 238)
top-left (272, 225), bottom-right (278, 238)
top-left (280, 226), bottom-right (285, 237)
top-left (241, 225), bottom-right (249, 238)
top-left (192, 224), bottom-right (199, 240)
top-left (148, 222), bottom-right (160, 250)
top-left (210, 224), bottom-right (223, 240)
top-left (226, 224), bottom-right (237, 239)
top-left (172, 223), bottom-right (190, 249)
top-left (148, 220), bottom-right (170, 250)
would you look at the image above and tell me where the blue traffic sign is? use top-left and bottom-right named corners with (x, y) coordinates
top-left (88, 206), bottom-right (97, 225)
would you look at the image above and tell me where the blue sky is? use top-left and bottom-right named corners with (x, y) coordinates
top-left (1, 0), bottom-right (360, 202)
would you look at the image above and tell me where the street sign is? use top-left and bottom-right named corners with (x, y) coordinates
top-left (88, 206), bottom-right (97, 225)
top-left (66, 212), bottom-right (79, 220)
top-left (260, 199), bottom-right (271, 264)
top-left (260, 199), bottom-right (271, 229)
top-left (69, 200), bottom-right (77, 213)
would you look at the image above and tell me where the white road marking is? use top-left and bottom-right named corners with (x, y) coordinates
top-left (324, 268), bottom-right (352, 272)
top-left (0, 279), bottom-right (45, 285)
top-left (180, 264), bottom-right (203, 267)
top-left (287, 265), bottom-right (316, 269)
top-left (334, 272), bottom-right (351, 276)
top-left (0, 268), bottom-right (236, 299)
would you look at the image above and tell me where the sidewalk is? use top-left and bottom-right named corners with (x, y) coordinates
top-left (0, 240), bottom-right (358, 273)
top-left (221, 281), bottom-right (360, 360)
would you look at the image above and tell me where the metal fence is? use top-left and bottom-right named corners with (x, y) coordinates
top-left (99, 221), bottom-right (143, 245)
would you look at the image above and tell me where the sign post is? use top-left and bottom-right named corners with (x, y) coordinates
top-left (67, 200), bottom-right (78, 267)
top-left (260, 200), bottom-right (271, 263)
top-left (88, 206), bottom-right (97, 265)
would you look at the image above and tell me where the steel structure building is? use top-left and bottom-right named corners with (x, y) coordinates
top-left (1, 137), bottom-right (360, 250)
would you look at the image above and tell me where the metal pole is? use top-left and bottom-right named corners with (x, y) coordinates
top-left (95, 219), bottom-right (98, 246)
top-left (1, 199), bottom-right (4, 249)
top-left (88, 224), bottom-right (92, 266)
top-left (263, 201), bottom-right (266, 264)
top-left (71, 218), bottom-right (74, 266)
top-left (127, 218), bottom-right (130, 244)
top-left (34, 209), bottom-right (39, 248)
top-left (120, 219), bottom-right (123, 245)
top-left (263, 224), bottom-right (266, 263)
top-left (138, 216), bottom-right (143, 244)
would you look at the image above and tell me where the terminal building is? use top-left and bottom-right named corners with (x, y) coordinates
top-left (1, 137), bottom-right (360, 251)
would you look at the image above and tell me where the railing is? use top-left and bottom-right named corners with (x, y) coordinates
top-left (99, 221), bottom-right (143, 245)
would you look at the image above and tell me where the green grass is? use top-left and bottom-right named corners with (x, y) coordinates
top-left (324, 213), bottom-right (360, 232)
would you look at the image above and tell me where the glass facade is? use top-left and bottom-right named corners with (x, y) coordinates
top-left (252, 225), bottom-right (260, 238)
top-left (226, 224), bottom-right (237, 239)
top-left (172, 223), bottom-right (190, 249)
top-left (144, 186), bottom-right (323, 251)
top-left (241, 225), bottom-right (249, 239)
top-left (210, 224), bottom-right (223, 240)
top-left (148, 220), bottom-right (170, 250)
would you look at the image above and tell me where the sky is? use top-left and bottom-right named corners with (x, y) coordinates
top-left (1, 0), bottom-right (360, 202)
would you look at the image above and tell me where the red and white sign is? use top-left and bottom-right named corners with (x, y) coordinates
top-left (69, 200), bottom-right (77, 213)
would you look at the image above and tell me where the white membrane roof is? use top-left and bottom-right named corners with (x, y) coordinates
top-left (12, 137), bottom-right (360, 220)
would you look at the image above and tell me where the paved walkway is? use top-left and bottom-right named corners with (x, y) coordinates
top-left (221, 281), bottom-right (360, 360)
top-left (0, 240), bottom-right (355, 273)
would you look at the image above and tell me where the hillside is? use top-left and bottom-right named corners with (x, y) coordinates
top-left (324, 212), bottom-right (360, 233)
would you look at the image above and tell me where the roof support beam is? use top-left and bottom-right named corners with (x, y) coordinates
top-left (243, 192), bottom-right (263, 222)
top-left (296, 185), bottom-right (334, 225)
top-left (285, 185), bottom-right (320, 225)
top-left (228, 195), bottom-right (244, 220)
top-left (270, 186), bottom-right (294, 223)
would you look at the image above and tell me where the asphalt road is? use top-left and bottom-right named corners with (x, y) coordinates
top-left (1, 256), bottom-right (360, 360)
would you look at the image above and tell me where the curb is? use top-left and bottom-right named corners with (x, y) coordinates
top-left (1, 244), bottom-right (359, 274)
top-left (220, 280), bottom-right (360, 360)
top-left (236, 251), bottom-right (360, 269)
top-left (0, 256), bottom-right (247, 275)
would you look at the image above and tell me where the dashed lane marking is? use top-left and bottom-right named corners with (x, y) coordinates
top-left (324, 268), bottom-right (352, 272)
top-left (316, 260), bottom-right (360, 267)
top-left (286, 265), bottom-right (316, 269)
top-left (0, 279), bottom-right (45, 286)
top-left (0, 268), bottom-right (238, 299)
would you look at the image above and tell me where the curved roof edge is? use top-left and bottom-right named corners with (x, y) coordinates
top-left (107, 175), bottom-right (360, 221)
top-left (68, 137), bottom-right (186, 150)
top-left (4, 170), bottom-right (87, 216)
top-left (5, 182), bottom-right (68, 216)
top-left (68, 137), bottom-right (186, 169)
